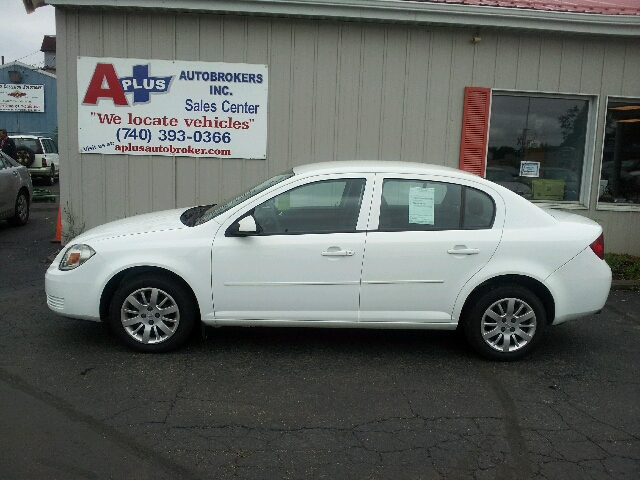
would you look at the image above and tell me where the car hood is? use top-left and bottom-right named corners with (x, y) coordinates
top-left (68, 208), bottom-right (187, 244)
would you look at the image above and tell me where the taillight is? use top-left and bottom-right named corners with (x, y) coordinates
top-left (590, 233), bottom-right (605, 260)
top-left (42, 156), bottom-right (47, 167)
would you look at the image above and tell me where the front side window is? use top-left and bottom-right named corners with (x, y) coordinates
top-left (378, 179), bottom-right (494, 231)
top-left (598, 99), bottom-right (640, 206)
top-left (488, 94), bottom-right (589, 202)
top-left (253, 178), bottom-right (366, 235)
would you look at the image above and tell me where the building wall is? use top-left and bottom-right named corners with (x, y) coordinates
top-left (0, 64), bottom-right (57, 136)
top-left (56, 10), bottom-right (640, 253)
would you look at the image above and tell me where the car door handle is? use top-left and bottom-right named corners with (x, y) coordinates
top-left (321, 250), bottom-right (355, 257)
top-left (447, 248), bottom-right (480, 255)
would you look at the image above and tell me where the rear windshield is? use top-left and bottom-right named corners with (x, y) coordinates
top-left (13, 138), bottom-right (43, 154)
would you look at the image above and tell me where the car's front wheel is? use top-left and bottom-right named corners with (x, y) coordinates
top-left (109, 274), bottom-right (196, 352)
top-left (8, 191), bottom-right (29, 226)
top-left (464, 286), bottom-right (546, 361)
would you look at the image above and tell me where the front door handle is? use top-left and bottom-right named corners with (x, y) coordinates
top-left (447, 248), bottom-right (480, 255)
top-left (321, 250), bottom-right (355, 257)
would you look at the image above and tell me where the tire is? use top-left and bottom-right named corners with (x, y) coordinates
top-left (8, 191), bottom-right (29, 226)
top-left (46, 165), bottom-right (55, 186)
top-left (108, 274), bottom-right (196, 353)
top-left (15, 146), bottom-right (35, 167)
top-left (463, 286), bottom-right (546, 361)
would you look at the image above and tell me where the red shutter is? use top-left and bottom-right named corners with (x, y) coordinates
top-left (459, 86), bottom-right (491, 177)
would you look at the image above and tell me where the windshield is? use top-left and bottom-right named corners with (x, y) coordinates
top-left (194, 170), bottom-right (294, 225)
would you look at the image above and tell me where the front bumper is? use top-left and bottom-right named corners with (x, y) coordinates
top-left (45, 250), bottom-right (111, 322)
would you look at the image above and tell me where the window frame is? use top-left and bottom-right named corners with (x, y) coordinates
top-left (596, 95), bottom-right (640, 212)
top-left (486, 89), bottom-right (599, 210)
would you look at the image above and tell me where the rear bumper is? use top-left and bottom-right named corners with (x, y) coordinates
top-left (545, 247), bottom-right (612, 325)
top-left (28, 166), bottom-right (52, 177)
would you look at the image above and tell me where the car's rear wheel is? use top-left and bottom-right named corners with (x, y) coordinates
top-left (464, 286), bottom-right (546, 361)
top-left (109, 274), bottom-right (196, 353)
top-left (8, 191), bottom-right (29, 226)
top-left (46, 165), bottom-right (55, 186)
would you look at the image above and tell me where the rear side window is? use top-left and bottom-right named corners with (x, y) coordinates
top-left (463, 187), bottom-right (495, 229)
top-left (378, 179), bottom-right (495, 231)
top-left (42, 139), bottom-right (57, 153)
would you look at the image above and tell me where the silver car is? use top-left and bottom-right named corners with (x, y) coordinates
top-left (0, 151), bottom-right (33, 226)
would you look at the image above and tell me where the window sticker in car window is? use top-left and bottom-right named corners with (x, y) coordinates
top-left (275, 193), bottom-right (290, 211)
top-left (408, 187), bottom-right (435, 225)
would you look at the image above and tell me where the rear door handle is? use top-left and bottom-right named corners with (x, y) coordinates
top-left (447, 248), bottom-right (480, 255)
top-left (321, 250), bottom-right (355, 257)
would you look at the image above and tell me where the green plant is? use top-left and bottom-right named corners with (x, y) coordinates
top-left (604, 253), bottom-right (640, 281)
top-left (62, 201), bottom-right (86, 243)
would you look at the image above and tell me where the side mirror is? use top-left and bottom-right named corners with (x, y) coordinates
top-left (227, 215), bottom-right (260, 236)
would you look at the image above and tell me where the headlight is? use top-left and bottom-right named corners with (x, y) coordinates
top-left (59, 244), bottom-right (96, 271)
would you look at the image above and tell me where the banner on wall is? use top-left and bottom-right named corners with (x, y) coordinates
top-left (0, 84), bottom-right (44, 112)
top-left (77, 57), bottom-right (268, 159)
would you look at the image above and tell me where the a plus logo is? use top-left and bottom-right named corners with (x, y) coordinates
top-left (82, 63), bottom-right (173, 106)
top-left (119, 65), bottom-right (173, 104)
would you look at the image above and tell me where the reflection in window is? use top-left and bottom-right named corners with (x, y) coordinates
top-left (488, 95), bottom-right (588, 202)
top-left (598, 100), bottom-right (640, 205)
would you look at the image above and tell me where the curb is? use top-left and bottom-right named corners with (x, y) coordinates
top-left (611, 280), bottom-right (640, 291)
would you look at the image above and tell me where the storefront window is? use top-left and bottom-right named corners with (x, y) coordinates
top-left (487, 94), bottom-right (589, 202)
top-left (598, 99), bottom-right (640, 205)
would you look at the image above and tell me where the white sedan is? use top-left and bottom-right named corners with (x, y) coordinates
top-left (45, 161), bottom-right (611, 360)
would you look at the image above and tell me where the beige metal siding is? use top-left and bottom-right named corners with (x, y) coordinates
top-left (57, 10), bottom-right (640, 253)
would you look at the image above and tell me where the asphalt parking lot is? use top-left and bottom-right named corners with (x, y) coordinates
top-left (1, 190), bottom-right (639, 479)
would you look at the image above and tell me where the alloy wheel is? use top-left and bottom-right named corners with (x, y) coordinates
top-left (17, 194), bottom-right (28, 222)
top-left (120, 287), bottom-right (180, 344)
top-left (480, 297), bottom-right (537, 353)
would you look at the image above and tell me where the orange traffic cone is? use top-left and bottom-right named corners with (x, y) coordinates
top-left (51, 205), bottom-right (62, 243)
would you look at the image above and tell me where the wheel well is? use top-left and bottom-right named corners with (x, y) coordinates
top-left (99, 266), bottom-right (200, 322)
top-left (459, 275), bottom-right (556, 326)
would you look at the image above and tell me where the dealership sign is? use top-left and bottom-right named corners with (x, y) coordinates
top-left (77, 57), bottom-right (268, 159)
top-left (0, 84), bottom-right (44, 112)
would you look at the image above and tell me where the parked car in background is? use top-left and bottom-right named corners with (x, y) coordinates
top-left (13, 135), bottom-right (59, 186)
top-left (485, 166), bottom-right (533, 199)
top-left (45, 161), bottom-right (611, 360)
top-left (0, 151), bottom-right (33, 226)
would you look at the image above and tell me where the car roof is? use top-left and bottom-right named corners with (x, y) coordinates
top-left (293, 160), bottom-right (476, 178)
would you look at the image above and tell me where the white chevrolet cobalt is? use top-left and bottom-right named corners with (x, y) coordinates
top-left (45, 162), bottom-right (611, 360)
